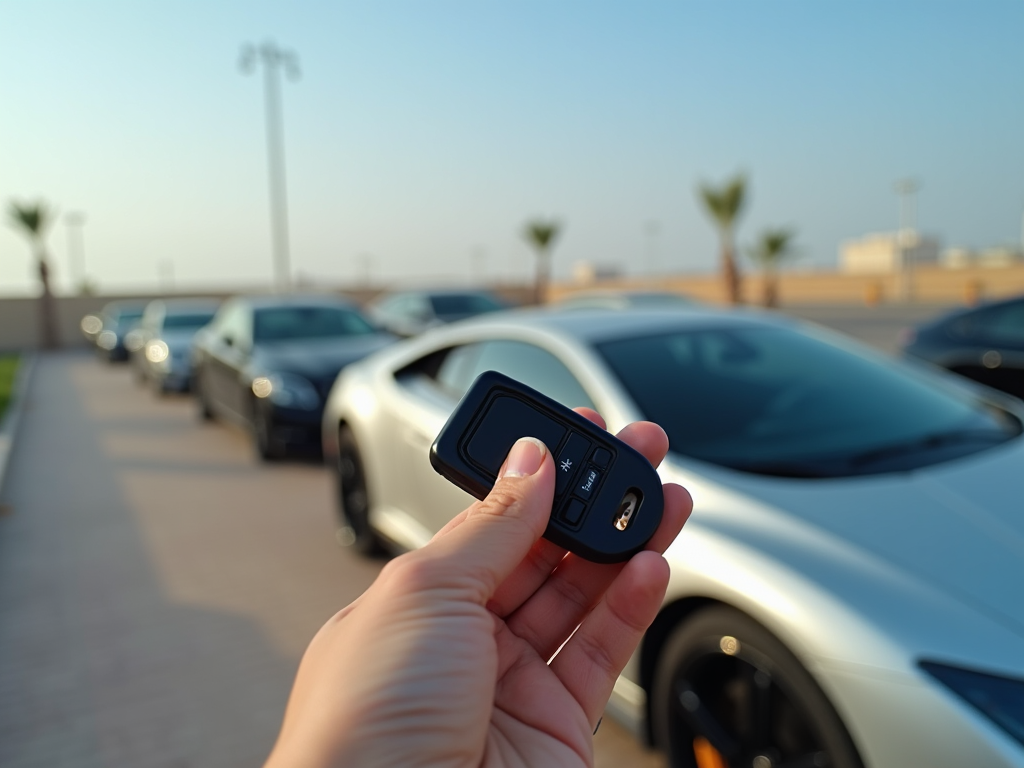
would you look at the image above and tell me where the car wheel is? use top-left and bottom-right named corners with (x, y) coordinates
top-left (252, 402), bottom-right (283, 461)
top-left (195, 370), bottom-right (215, 421)
top-left (335, 426), bottom-right (385, 557)
top-left (651, 606), bottom-right (864, 768)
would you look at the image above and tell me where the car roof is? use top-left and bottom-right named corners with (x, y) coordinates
top-left (147, 298), bottom-right (222, 314)
top-left (102, 300), bottom-right (148, 315)
top-left (921, 294), bottom-right (1024, 329)
top-left (375, 288), bottom-right (500, 299)
top-left (456, 304), bottom-right (800, 344)
top-left (231, 293), bottom-right (363, 311)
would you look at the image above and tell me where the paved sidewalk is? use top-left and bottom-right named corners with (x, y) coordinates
top-left (0, 353), bottom-right (380, 767)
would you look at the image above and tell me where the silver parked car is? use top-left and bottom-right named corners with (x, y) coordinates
top-left (321, 306), bottom-right (1024, 768)
top-left (130, 298), bottom-right (220, 393)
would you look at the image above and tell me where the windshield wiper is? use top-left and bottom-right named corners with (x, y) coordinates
top-left (847, 429), bottom-right (1009, 468)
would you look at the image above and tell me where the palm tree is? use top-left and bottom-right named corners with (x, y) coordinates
top-left (7, 200), bottom-right (60, 349)
top-left (522, 219), bottom-right (560, 305)
top-left (747, 227), bottom-right (798, 308)
top-left (698, 174), bottom-right (747, 304)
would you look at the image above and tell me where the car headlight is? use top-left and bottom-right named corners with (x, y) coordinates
top-left (145, 340), bottom-right (169, 364)
top-left (97, 330), bottom-right (117, 350)
top-left (251, 372), bottom-right (321, 410)
top-left (920, 661), bottom-right (1024, 747)
top-left (81, 315), bottom-right (102, 335)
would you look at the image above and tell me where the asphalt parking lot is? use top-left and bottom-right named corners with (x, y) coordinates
top-left (0, 303), bottom-right (951, 767)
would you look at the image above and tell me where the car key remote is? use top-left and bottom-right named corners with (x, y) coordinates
top-left (429, 370), bottom-right (664, 563)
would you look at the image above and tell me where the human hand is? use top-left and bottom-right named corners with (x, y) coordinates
top-left (265, 411), bottom-right (692, 767)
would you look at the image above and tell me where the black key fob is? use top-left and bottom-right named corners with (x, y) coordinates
top-left (429, 371), bottom-right (664, 563)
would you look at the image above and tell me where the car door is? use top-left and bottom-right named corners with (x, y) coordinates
top-left (396, 338), bottom-right (598, 536)
top-left (203, 302), bottom-right (254, 422)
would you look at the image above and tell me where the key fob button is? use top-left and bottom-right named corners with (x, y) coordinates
top-left (555, 432), bottom-right (591, 495)
top-left (562, 498), bottom-right (586, 526)
top-left (465, 395), bottom-right (567, 475)
top-left (576, 466), bottom-right (601, 500)
top-left (591, 447), bottom-right (612, 469)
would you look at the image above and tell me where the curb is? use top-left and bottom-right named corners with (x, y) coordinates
top-left (0, 354), bottom-right (37, 496)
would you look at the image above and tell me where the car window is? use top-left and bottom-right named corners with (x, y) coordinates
top-left (434, 340), bottom-right (595, 409)
top-left (253, 306), bottom-right (376, 342)
top-left (430, 293), bottom-right (504, 318)
top-left (948, 301), bottom-right (1024, 346)
top-left (598, 324), bottom-right (1020, 477)
top-left (974, 302), bottom-right (1024, 346)
top-left (162, 312), bottom-right (216, 331)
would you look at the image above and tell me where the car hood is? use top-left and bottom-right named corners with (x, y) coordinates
top-left (254, 334), bottom-right (395, 382)
top-left (682, 436), bottom-right (1024, 637)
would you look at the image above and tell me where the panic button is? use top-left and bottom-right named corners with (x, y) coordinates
top-left (576, 465), bottom-right (601, 500)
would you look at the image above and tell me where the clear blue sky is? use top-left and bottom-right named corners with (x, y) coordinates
top-left (2, 1), bottom-right (1023, 295)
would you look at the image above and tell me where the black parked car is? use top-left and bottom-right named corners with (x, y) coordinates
top-left (368, 289), bottom-right (509, 337)
top-left (130, 298), bottom-right (220, 393)
top-left (191, 295), bottom-right (396, 459)
top-left (900, 294), bottom-right (1024, 400)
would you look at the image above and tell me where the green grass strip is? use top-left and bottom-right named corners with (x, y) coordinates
top-left (0, 356), bottom-right (21, 425)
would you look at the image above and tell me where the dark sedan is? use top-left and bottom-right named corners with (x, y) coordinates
top-left (368, 289), bottom-right (509, 337)
top-left (901, 295), bottom-right (1024, 399)
top-left (192, 295), bottom-right (396, 459)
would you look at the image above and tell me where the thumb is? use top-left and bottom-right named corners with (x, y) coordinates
top-left (420, 436), bottom-right (555, 602)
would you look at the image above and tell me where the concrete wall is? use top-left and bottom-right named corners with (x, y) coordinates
top-left (549, 262), bottom-right (1024, 307)
top-left (0, 284), bottom-right (538, 352)
top-left (2, 265), bottom-right (1021, 351)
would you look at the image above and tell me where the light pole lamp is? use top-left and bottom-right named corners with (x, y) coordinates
top-left (240, 41), bottom-right (300, 292)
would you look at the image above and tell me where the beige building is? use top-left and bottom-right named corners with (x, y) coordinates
top-left (942, 245), bottom-right (1023, 269)
top-left (840, 231), bottom-right (940, 273)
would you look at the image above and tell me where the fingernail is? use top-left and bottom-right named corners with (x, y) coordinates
top-left (499, 437), bottom-right (547, 478)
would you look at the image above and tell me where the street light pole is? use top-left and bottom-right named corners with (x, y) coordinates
top-left (240, 41), bottom-right (300, 292)
top-left (894, 178), bottom-right (919, 302)
top-left (64, 211), bottom-right (87, 292)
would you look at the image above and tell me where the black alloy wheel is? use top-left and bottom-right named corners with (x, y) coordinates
top-left (652, 607), bottom-right (864, 768)
top-left (335, 426), bottom-right (385, 556)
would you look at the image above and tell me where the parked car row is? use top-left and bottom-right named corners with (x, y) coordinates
top-left (84, 289), bottom-right (1024, 767)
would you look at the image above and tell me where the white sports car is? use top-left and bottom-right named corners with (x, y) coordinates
top-left (322, 306), bottom-right (1024, 768)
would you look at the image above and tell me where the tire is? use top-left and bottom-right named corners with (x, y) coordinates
top-left (651, 606), bottom-right (864, 768)
top-left (195, 370), bottom-right (215, 421)
top-left (335, 426), bottom-right (385, 557)
top-left (252, 402), bottom-right (283, 461)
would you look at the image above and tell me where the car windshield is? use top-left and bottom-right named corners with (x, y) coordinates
top-left (110, 310), bottom-right (143, 330)
top-left (596, 324), bottom-right (1021, 477)
top-left (430, 294), bottom-right (504, 318)
top-left (253, 306), bottom-right (376, 342)
top-left (163, 312), bottom-right (215, 330)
